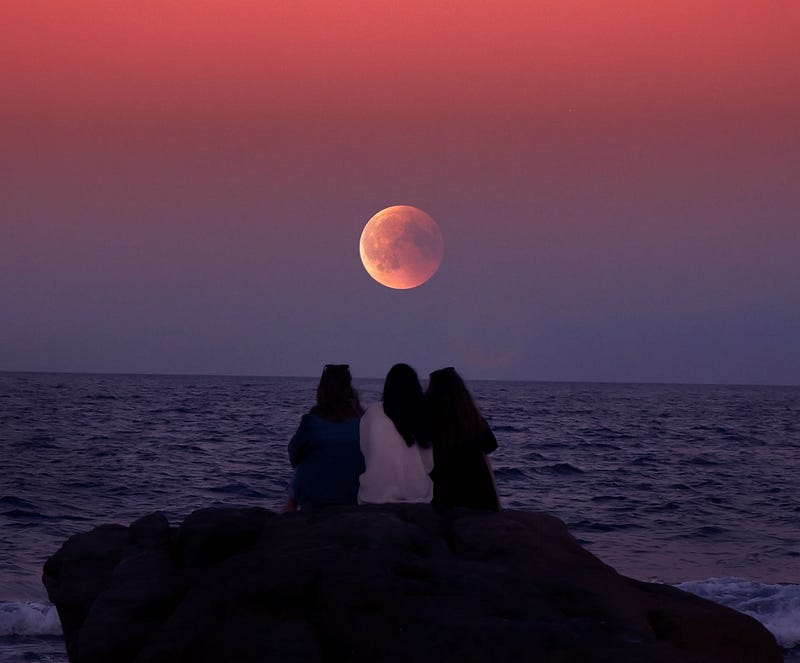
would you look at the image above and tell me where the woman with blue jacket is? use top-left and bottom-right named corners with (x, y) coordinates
top-left (286, 364), bottom-right (365, 510)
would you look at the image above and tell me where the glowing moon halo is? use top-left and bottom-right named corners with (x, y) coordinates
top-left (359, 206), bottom-right (444, 289)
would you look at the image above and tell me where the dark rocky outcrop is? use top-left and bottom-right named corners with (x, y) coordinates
top-left (43, 505), bottom-right (781, 662)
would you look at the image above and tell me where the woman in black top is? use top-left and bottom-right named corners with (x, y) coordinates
top-left (426, 367), bottom-right (499, 511)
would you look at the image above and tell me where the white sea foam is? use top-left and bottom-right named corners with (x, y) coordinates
top-left (0, 602), bottom-right (62, 637)
top-left (677, 577), bottom-right (800, 650)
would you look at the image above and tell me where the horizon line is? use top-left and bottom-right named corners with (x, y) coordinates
top-left (1, 369), bottom-right (798, 389)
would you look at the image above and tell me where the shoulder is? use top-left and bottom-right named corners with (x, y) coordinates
top-left (360, 403), bottom-right (397, 442)
top-left (362, 402), bottom-right (385, 421)
top-left (299, 412), bottom-right (321, 426)
top-left (297, 412), bottom-right (332, 434)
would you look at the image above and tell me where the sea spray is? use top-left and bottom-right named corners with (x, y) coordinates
top-left (677, 578), bottom-right (800, 650)
top-left (0, 602), bottom-right (61, 637)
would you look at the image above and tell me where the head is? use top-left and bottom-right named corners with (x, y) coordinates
top-left (426, 367), bottom-right (484, 448)
top-left (312, 364), bottom-right (363, 422)
top-left (382, 363), bottom-right (429, 447)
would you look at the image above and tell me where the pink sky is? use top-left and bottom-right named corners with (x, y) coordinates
top-left (2, 1), bottom-right (798, 382)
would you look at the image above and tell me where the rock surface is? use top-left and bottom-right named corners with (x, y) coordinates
top-left (43, 505), bottom-right (781, 662)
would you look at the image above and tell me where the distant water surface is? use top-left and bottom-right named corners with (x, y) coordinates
top-left (2, 373), bottom-right (799, 660)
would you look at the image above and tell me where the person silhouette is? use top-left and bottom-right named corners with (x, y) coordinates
top-left (426, 367), bottom-right (499, 511)
top-left (285, 364), bottom-right (364, 510)
top-left (358, 363), bottom-right (433, 504)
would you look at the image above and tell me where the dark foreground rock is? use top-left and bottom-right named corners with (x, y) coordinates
top-left (43, 505), bottom-right (781, 663)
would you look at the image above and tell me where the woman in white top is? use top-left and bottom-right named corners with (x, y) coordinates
top-left (358, 363), bottom-right (434, 504)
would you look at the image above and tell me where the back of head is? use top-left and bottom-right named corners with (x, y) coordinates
top-left (426, 367), bottom-right (483, 448)
top-left (312, 364), bottom-right (364, 422)
top-left (382, 363), bottom-right (429, 447)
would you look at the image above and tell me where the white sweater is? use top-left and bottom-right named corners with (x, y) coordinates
top-left (358, 402), bottom-right (434, 504)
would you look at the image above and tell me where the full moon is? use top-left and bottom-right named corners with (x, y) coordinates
top-left (359, 205), bottom-right (444, 289)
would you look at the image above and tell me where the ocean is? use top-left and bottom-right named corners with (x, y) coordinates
top-left (1, 372), bottom-right (799, 661)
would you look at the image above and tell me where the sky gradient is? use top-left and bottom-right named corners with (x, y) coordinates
top-left (2, 1), bottom-right (798, 383)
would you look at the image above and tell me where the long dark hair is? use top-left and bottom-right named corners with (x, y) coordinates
top-left (311, 364), bottom-right (363, 422)
top-left (426, 367), bottom-right (486, 449)
top-left (382, 363), bottom-right (430, 448)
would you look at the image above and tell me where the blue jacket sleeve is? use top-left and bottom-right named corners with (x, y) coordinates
top-left (288, 415), bottom-right (313, 467)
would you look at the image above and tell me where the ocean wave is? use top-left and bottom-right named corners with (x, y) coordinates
top-left (523, 452), bottom-right (548, 461)
top-left (85, 393), bottom-right (117, 400)
top-left (669, 525), bottom-right (729, 539)
top-left (0, 602), bottom-right (61, 637)
top-left (208, 483), bottom-right (268, 499)
top-left (1, 510), bottom-right (48, 521)
top-left (643, 501), bottom-right (681, 512)
top-left (577, 426), bottom-right (635, 439)
top-left (494, 467), bottom-right (528, 480)
top-left (684, 456), bottom-right (719, 466)
top-left (570, 519), bottom-right (642, 532)
top-left (549, 463), bottom-right (584, 474)
top-left (676, 578), bottom-right (800, 650)
top-left (584, 442), bottom-right (620, 450)
top-left (0, 497), bottom-right (37, 509)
